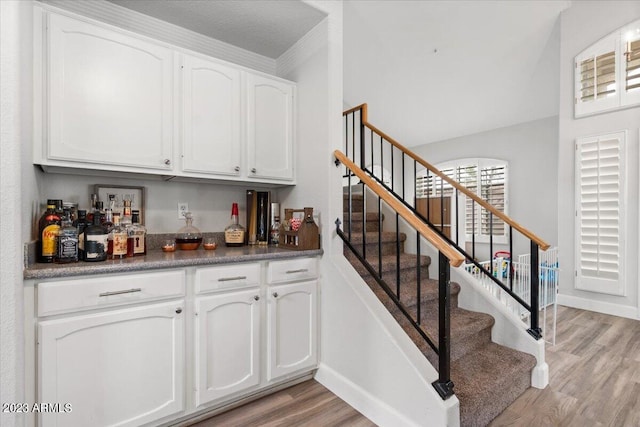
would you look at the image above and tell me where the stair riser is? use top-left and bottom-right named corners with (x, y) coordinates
top-left (343, 198), bottom-right (364, 212)
top-left (342, 220), bottom-right (381, 233)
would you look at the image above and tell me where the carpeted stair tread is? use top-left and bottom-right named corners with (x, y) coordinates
top-left (452, 343), bottom-right (537, 427)
top-left (345, 252), bottom-right (430, 278)
top-left (362, 277), bottom-right (457, 310)
top-left (346, 231), bottom-right (406, 245)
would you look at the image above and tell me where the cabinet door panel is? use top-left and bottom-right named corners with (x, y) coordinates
top-left (267, 281), bottom-right (317, 380)
top-left (195, 289), bottom-right (260, 407)
top-left (246, 74), bottom-right (294, 181)
top-left (48, 13), bottom-right (173, 170)
top-left (38, 301), bottom-right (184, 427)
top-left (182, 55), bottom-right (241, 175)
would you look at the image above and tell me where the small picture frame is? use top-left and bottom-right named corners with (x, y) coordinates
top-left (94, 184), bottom-right (145, 224)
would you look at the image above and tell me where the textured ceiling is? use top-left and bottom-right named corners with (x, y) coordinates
top-left (344, 0), bottom-right (572, 146)
top-left (108, 0), bottom-right (327, 58)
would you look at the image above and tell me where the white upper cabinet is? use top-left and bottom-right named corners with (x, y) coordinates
top-left (181, 54), bottom-right (242, 176)
top-left (246, 74), bottom-right (295, 181)
top-left (35, 7), bottom-right (296, 184)
top-left (45, 12), bottom-right (174, 171)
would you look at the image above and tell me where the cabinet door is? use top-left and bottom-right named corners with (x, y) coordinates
top-left (182, 55), bottom-right (241, 176)
top-left (194, 289), bottom-right (261, 407)
top-left (47, 13), bottom-right (173, 171)
top-left (267, 280), bottom-right (317, 380)
top-left (38, 300), bottom-right (185, 427)
top-left (246, 74), bottom-right (294, 181)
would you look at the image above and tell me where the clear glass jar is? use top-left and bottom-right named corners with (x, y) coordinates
top-left (175, 212), bottom-right (202, 250)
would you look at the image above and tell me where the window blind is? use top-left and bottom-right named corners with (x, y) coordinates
top-left (480, 166), bottom-right (506, 236)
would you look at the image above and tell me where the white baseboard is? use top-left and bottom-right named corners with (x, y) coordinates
top-left (314, 363), bottom-right (424, 427)
top-left (557, 294), bottom-right (639, 320)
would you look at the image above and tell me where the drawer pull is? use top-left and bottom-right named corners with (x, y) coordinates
top-left (272, 292), bottom-right (279, 298)
top-left (285, 269), bottom-right (309, 274)
top-left (218, 276), bottom-right (247, 282)
top-left (98, 288), bottom-right (142, 297)
top-left (254, 295), bottom-right (260, 301)
top-left (175, 308), bottom-right (183, 314)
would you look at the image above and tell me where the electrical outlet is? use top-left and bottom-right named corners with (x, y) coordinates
top-left (177, 202), bottom-right (189, 219)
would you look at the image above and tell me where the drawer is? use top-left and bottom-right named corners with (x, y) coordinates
top-left (37, 270), bottom-right (185, 317)
top-left (195, 263), bottom-right (261, 294)
top-left (267, 257), bottom-right (318, 284)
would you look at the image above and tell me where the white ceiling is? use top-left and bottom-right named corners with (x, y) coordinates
top-left (344, 0), bottom-right (572, 146)
top-left (107, 0), bottom-right (571, 146)
top-left (108, 0), bottom-right (327, 58)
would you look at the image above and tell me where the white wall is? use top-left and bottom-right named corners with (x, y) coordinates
top-left (1, 1), bottom-right (33, 425)
top-left (558, 1), bottom-right (640, 319)
top-left (412, 116), bottom-right (559, 258)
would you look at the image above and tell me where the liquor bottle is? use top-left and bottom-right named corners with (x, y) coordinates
top-left (73, 210), bottom-right (91, 261)
top-left (109, 214), bottom-right (128, 259)
top-left (95, 201), bottom-right (105, 225)
top-left (103, 209), bottom-right (115, 233)
top-left (56, 213), bottom-right (78, 263)
top-left (269, 202), bottom-right (280, 245)
top-left (37, 200), bottom-right (61, 263)
top-left (120, 199), bottom-right (132, 230)
top-left (129, 210), bottom-right (146, 256)
top-left (224, 203), bottom-right (246, 247)
top-left (84, 212), bottom-right (108, 262)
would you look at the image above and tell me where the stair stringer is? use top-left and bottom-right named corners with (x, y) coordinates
top-left (315, 254), bottom-right (460, 427)
top-left (451, 267), bottom-right (549, 389)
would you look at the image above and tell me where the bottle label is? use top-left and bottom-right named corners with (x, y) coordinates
top-left (225, 229), bottom-right (245, 244)
top-left (113, 233), bottom-right (128, 256)
top-left (58, 235), bottom-right (78, 260)
top-left (132, 232), bottom-right (146, 254)
top-left (85, 234), bottom-right (108, 259)
top-left (41, 225), bottom-right (60, 257)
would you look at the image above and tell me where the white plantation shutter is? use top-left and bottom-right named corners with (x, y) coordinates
top-left (622, 31), bottom-right (640, 106)
top-left (416, 159), bottom-right (507, 242)
top-left (575, 132), bottom-right (626, 295)
top-left (480, 165), bottom-right (506, 237)
top-left (575, 19), bottom-right (640, 117)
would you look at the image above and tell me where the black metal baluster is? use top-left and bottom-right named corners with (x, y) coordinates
top-left (471, 200), bottom-right (476, 261)
top-left (396, 212), bottom-right (401, 298)
top-left (432, 251), bottom-right (454, 400)
top-left (527, 241), bottom-right (542, 340)
top-left (370, 129), bottom-right (374, 173)
top-left (416, 230), bottom-right (421, 325)
top-left (455, 188), bottom-right (459, 246)
top-left (440, 177), bottom-right (444, 234)
top-left (391, 145), bottom-right (395, 193)
top-left (509, 225), bottom-right (514, 291)
top-left (378, 195), bottom-right (382, 278)
top-left (380, 135), bottom-right (384, 185)
top-left (402, 153), bottom-right (406, 200)
top-left (362, 183), bottom-right (366, 260)
top-left (489, 212), bottom-right (494, 277)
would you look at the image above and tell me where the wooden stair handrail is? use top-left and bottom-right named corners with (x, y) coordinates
top-left (336, 150), bottom-right (465, 267)
top-left (343, 103), bottom-right (550, 251)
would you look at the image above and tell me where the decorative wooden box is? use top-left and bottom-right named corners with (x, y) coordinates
top-left (279, 207), bottom-right (319, 250)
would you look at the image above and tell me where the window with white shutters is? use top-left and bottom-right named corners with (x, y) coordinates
top-left (575, 19), bottom-right (640, 117)
top-left (575, 131), bottom-right (626, 296)
top-left (416, 159), bottom-right (507, 242)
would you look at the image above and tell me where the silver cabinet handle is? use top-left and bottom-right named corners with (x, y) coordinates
top-left (218, 276), bottom-right (247, 282)
top-left (254, 295), bottom-right (260, 301)
top-left (164, 159), bottom-right (171, 166)
top-left (234, 166), bottom-right (240, 172)
top-left (286, 269), bottom-right (308, 274)
top-left (175, 308), bottom-right (182, 314)
top-left (251, 168), bottom-right (257, 173)
top-left (272, 292), bottom-right (278, 298)
top-left (99, 288), bottom-right (142, 297)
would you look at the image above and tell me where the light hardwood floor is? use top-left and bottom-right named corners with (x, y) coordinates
top-left (490, 305), bottom-right (640, 426)
top-left (192, 305), bottom-right (640, 426)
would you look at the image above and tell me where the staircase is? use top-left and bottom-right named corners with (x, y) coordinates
top-left (343, 192), bottom-right (537, 426)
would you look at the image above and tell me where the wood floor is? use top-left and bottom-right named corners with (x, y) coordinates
top-left (188, 380), bottom-right (376, 427)
top-left (191, 305), bottom-right (640, 426)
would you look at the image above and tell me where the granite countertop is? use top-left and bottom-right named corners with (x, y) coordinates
top-left (24, 246), bottom-right (324, 280)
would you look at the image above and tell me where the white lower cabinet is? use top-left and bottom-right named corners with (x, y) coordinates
top-left (267, 280), bottom-right (318, 380)
top-left (194, 288), bottom-right (261, 407)
top-left (38, 300), bottom-right (185, 427)
top-left (30, 258), bottom-right (318, 426)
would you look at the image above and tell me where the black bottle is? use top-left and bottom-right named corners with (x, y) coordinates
top-left (83, 212), bottom-right (108, 262)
